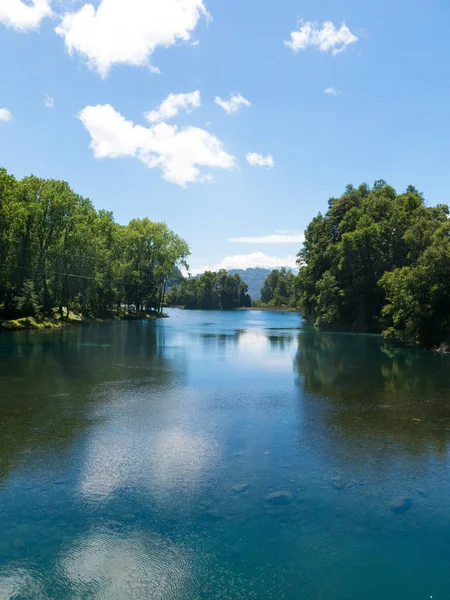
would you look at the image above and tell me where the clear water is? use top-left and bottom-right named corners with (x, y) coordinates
top-left (0, 309), bottom-right (450, 599)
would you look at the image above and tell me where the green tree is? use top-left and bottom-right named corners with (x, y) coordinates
top-left (296, 181), bottom-right (449, 341)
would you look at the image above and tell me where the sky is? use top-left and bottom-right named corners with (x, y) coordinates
top-left (0, 0), bottom-right (449, 273)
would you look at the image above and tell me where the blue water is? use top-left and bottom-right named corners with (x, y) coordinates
top-left (0, 309), bottom-right (449, 599)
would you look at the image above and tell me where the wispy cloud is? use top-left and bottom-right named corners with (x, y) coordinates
top-left (285, 20), bottom-right (358, 55)
top-left (190, 251), bottom-right (298, 275)
top-left (246, 152), bottom-right (274, 168)
top-left (229, 231), bottom-right (304, 244)
top-left (214, 93), bottom-right (251, 115)
top-left (0, 108), bottom-right (12, 121)
top-left (324, 87), bottom-right (342, 96)
top-left (44, 94), bottom-right (54, 108)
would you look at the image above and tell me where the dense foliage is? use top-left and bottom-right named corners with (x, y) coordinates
top-left (228, 268), bottom-right (272, 300)
top-left (166, 270), bottom-right (251, 309)
top-left (258, 268), bottom-right (297, 307)
top-left (0, 168), bottom-right (190, 320)
top-left (296, 180), bottom-right (450, 346)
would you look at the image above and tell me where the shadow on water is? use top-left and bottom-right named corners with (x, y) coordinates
top-left (0, 321), bottom-right (180, 481)
top-left (294, 326), bottom-right (450, 457)
top-left (266, 333), bottom-right (294, 350)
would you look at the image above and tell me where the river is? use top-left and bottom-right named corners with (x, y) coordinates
top-left (0, 309), bottom-right (449, 599)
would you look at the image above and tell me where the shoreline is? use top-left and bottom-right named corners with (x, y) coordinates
top-left (238, 306), bottom-right (300, 313)
top-left (166, 306), bottom-right (300, 313)
top-left (0, 311), bottom-right (167, 333)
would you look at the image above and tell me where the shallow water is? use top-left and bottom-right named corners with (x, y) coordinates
top-left (0, 309), bottom-right (449, 599)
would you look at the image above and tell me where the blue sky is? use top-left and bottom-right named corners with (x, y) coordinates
top-left (1, 0), bottom-right (449, 273)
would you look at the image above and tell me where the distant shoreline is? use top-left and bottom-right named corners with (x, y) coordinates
top-left (238, 306), bottom-right (300, 313)
top-left (166, 305), bottom-right (300, 313)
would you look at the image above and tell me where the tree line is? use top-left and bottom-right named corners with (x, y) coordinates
top-left (295, 180), bottom-right (450, 347)
top-left (0, 168), bottom-right (190, 321)
top-left (166, 270), bottom-right (251, 309)
top-left (257, 267), bottom-right (297, 308)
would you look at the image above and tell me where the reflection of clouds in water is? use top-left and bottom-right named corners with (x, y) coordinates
top-left (80, 426), bottom-right (217, 500)
top-left (235, 329), bottom-right (294, 370)
top-left (0, 569), bottom-right (46, 600)
top-left (61, 529), bottom-right (191, 599)
top-left (79, 428), bottom-right (134, 499)
top-left (149, 428), bottom-right (216, 493)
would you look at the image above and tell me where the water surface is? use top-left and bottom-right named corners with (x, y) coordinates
top-left (0, 309), bottom-right (450, 599)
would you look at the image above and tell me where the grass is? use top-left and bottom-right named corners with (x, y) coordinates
top-left (0, 308), bottom-right (167, 332)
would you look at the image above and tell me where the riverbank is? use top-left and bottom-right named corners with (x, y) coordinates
top-left (0, 310), bottom-right (167, 332)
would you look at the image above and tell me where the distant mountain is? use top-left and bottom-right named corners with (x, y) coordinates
top-left (227, 268), bottom-right (270, 299)
top-left (227, 267), bottom-right (299, 300)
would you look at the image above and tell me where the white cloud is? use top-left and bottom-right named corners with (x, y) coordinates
top-left (284, 20), bottom-right (358, 55)
top-left (190, 251), bottom-right (298, 275)
top-left (78, 104), bottom-right (236, 186)
top-left (55, 0), bottom-right (209, 77)
top-left (229, 231), bottom-right (305, 244)
top-left (144, 90), bottom-right (201, 124)
top-left (44, 94), bottom-right (54, 108)
top-left (0, 108), bottom-right (12, 121)
top-left (246, 152), bottom-right (274, 168)
top-left (0, 0), bottom-right (52, 31)
top-left (324, 87), bottom-right (342, 96)
top-left (214, 93), bottom-right (251, 115)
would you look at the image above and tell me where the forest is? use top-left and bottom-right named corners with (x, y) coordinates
top-left (295, 180), bottom-right (450, 347)
top-left (165, 270), bottom-right (252, 310)
top-left (0, 168), bottom-right (189, 328)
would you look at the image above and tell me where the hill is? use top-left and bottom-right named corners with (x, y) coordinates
top-left (227, 268), bottom-right (272, 300)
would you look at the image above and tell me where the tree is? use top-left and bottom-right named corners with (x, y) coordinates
top-left (14, 280), bottom-right (41, 318)
top-left (296, 181), bottom-right (449, 341)
top-left (0, 167), bottom-right (190, 321)
top-left (260, 268), bottom-right (297, 307)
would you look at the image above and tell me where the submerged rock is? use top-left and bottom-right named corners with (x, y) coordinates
top-left (332, 478), bottom-right (347, 491)
top-left (265, 490), bottom-right (293, 505)
top-left (232, 483), bottom-right (250, 493)
top-left (388, 496), bottom-right (412, 514)
top-left (200, 509), bottom-right (222, 522)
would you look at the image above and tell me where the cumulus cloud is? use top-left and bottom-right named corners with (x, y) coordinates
top-left (78, 103), bottom-right (236, 186)
top-left (214, 93), bottom-right (251, 115)
top-left (285, 20), bottom-right (358, 55)
top-left (229, 231), bottom-right (305, 244)
top-left (324, 87), bottom-right (342, 96)
top-left (246, 152), bottom-right (274, 168)
top-left (44, 94), bottom-right (54, 108)
top-left (55, 0), bottom-right (209, 77)
top-left (190, 251), bottom-right (298, 275)
top-left (0, 108), bottom-right (12, 121)
top-left (144, 90), bottom-right (201, 124)
top-left (0, 0), bottom-right (52, 31)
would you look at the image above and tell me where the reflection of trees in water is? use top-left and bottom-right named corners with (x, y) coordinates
top-left (266, 334), bottom-right (294, 350)
top-left (199, 330), bottom-right (244, 349)
top-left (294, 327), bottom-right (450, 456)
top-left (0, 322), bottom-right (182, 481)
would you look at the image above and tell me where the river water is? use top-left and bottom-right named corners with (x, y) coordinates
top-left (0, 309), bottom-right (449, 599)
